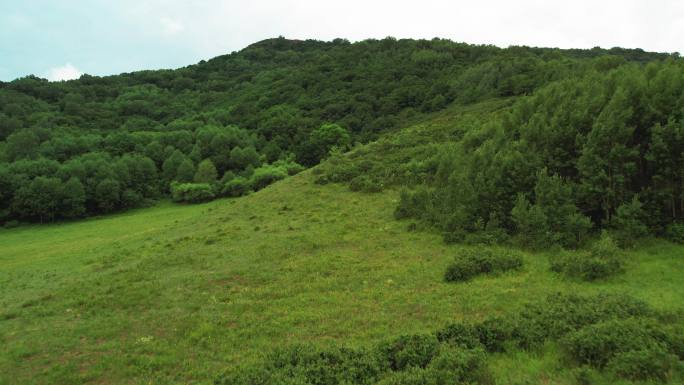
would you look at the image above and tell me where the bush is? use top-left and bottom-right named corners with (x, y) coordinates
top-left (607, 346), bottom-right (677, 382)
top-left (394, 187), bottom-right (431, 220)
top-left (250, 165), bottom-right (288, 191)
top-left (666, 222), bottom-right (684, 244)
top-left (475, 317), bottom-right (516, 352)
top-left (550, 232), bottom-right (623, 281)
top-left (216, 345), bottom-right (385, 385)
top-left (380, 334), bottom-right (440, 371)
top-left (611, 196), bottom-right (648, 247)
top-left (3, 220), bottom-right (20, 229)
top-left (513, 293), bottom-right (651, 349)
top-left (170, 183), bottom-right (215, 203)
top-left (562, 318), bottom-right (668, 368)
top-left (221, 176), bottom-right (252, 197)
top-left (444, 247), bottom-right (523, 282)
top-left (435, 322), bottom-right (481, 349)
top-left (349, 175), bottom-right (383, 193)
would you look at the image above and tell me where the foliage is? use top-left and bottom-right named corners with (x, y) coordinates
top-left (170, 182), bottom-right (215, 203)
top-left (444, 247), bottom-right (523, 282)
top-left (550, 232), bottom-right (623, 280)
top-left (2, 37), bottom-right (673, 224)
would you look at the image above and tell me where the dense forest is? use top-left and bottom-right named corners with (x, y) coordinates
top-left (391, 59), bottom-right (684, 248)
top-left (0, 37), bottom-right (673, 224)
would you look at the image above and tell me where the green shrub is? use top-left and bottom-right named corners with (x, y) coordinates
top-left (611, 196), bottom-right (648, 247)
top-left (250, 165), bottom-right (288, 191)
top-left (666, 222), bottom-right (684, 244)
top-left (170, 183), bottom-right (215, 203)
top-left (562, 318), bottom-right (668, 368)
top-left (435, 322), bottom-right (481, 349)
top-left (394, 187), bottom-right (431, 220)
top-left (216, 345), bottom-right (385, 385)
top-left (349, 175), bottom-right (383, 193)
top-left (607, 345), bottom-right (677, 382)
top-left (513, 293), bottom-right (651, 349)
top-left (550, 232), bottom-right (623, 281)
top-left (426, 346), bottom-right (489, 384)
top-left (444, 247), bottom-right (523, 282)
top-left (221, 176), bottom-right (252, 197)
top-left (475, 317), bottom-right (516, 352)
top-left (380, 334), bottom-right (440, 370)
top-left (3, 220), bottom-right (20, 229)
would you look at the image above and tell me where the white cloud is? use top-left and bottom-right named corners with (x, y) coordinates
top-left (45, 63), bottom-right (83, 81)
top-left (159, 16), bottom-right (184, 36)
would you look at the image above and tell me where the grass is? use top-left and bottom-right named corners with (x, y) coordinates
top-left (1, 171), bottom-right (683, 384)
top-left (1, 101), bottom-right (683, 384)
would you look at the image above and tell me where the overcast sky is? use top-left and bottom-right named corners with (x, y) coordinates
top-left (2, 0), bottom-right (683, 81)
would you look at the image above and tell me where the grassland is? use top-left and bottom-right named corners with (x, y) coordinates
top-left (1, 169), bottom-right (683, 384)
top-left (2, 102), bottom-right (684, 384)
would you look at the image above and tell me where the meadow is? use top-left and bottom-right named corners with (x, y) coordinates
top-left (1, 168), bottom-right (683, 384)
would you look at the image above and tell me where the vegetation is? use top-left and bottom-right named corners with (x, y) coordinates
top-left (1, 37), bottom-right (684, 385)
top-left (0, 37), bottom-right (674, 225)
top-left (444, 247), bottom-right (523, 282)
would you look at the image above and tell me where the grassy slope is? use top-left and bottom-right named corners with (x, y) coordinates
top-left (1, 105), bottom-right (684, 385)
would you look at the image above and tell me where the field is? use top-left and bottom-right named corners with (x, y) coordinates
top-left (1, 166), bottom-right (684, 384)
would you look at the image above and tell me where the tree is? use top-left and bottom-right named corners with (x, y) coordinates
top-left (612, 196), bottom-right (648, 247)
top-left (5, 129), bottom-right (41, 161)
top-left (12, 177), bottom-right (62, 222)
top-left (578, 87), bottom-right (638, 224)
top-left (194, 159), bottom-right (218, 183)
top-left (305, 123), bottom-right (351, 165)
top-left (176, 159), bottom-right (195, 183)
top-left (60, 177), bottom-right (86, 218)
top-left (95, 178), bottom-right (121, 213)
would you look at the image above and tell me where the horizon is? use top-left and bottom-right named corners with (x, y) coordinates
top-left (4, 36), bottom-right (678, 83)
top-left (2, 0), bottom-right (684, 82)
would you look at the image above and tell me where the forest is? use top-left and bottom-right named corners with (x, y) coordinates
top-left (2, 37), bottom-right (684, 385)
top-left (0, 37), bottom-right (673, 224)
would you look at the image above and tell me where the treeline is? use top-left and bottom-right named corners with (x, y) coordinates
top-left (0, 37), bottom-right (674, 224)
top-left (396, 59), bottom-right (684, 247)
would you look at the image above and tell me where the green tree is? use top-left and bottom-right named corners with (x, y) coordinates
top-left (176, 159), bottom-right (195, 183)
top-left (95, 178), bottom-right (121, 213)
top-left (194, 159), bottom-right (218, 183)
top-left (60, 177), bottom-right (86, 218)
top-left (578, 87), bottom-right (638, 224)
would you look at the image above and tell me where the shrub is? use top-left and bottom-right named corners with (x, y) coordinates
top-left (513, 293), bottom-right (651, 349)
top-left (550, 232), bottom-right (623, 281)
top-left (562, 318), bottom-right (667, 368)
top-left (435, 322), bottom-right (481, 349)
top-left (666, 222), bottom-right (684, 244)
top-left (611, 196), bottom-right (648, 247)
top-left (394, 187), bottom-right (431, 220)
top-left (3, 220), bottom-right (20, 229)
top-left (216, 345), bottom-right (385, 385)
top-left (170, 182), bottom-right (215, 203)
top-left (380, 334), bottom-right (440, 370)
top-left (444, 247), bottom-right (523, 282)
top-left (426, 346), bottom-right (489, 384)
top-left (475, 317), bottom-right (516, 352)
top-left (607, 346), bottom-right (677, 382)
top-left (349, 175), bottom-right (383, 193)
top-left (250, 165), bottom-right (288, 191)
top-left (221, 176), bottom-right (252, 197)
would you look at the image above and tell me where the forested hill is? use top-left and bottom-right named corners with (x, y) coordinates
top-left (0, 37), bottom-right (676, 224)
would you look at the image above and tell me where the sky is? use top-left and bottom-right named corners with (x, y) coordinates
top-left (2, 0), bottom-right (684, 82)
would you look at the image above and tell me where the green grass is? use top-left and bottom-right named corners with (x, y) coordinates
top-left (1, 102), bottom-right (683, 384)
top-left (1, 171), bottom-right (683, 384)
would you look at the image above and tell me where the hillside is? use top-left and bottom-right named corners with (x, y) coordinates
top-left (0, 37), bottom-right (675, 225)
top-left (1, 102), bottom-right (683, 385)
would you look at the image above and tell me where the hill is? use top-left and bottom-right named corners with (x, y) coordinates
top-left (0, 37), bottom-right (675, 224)
top-left (1, 101), bottom-right (683, 384)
